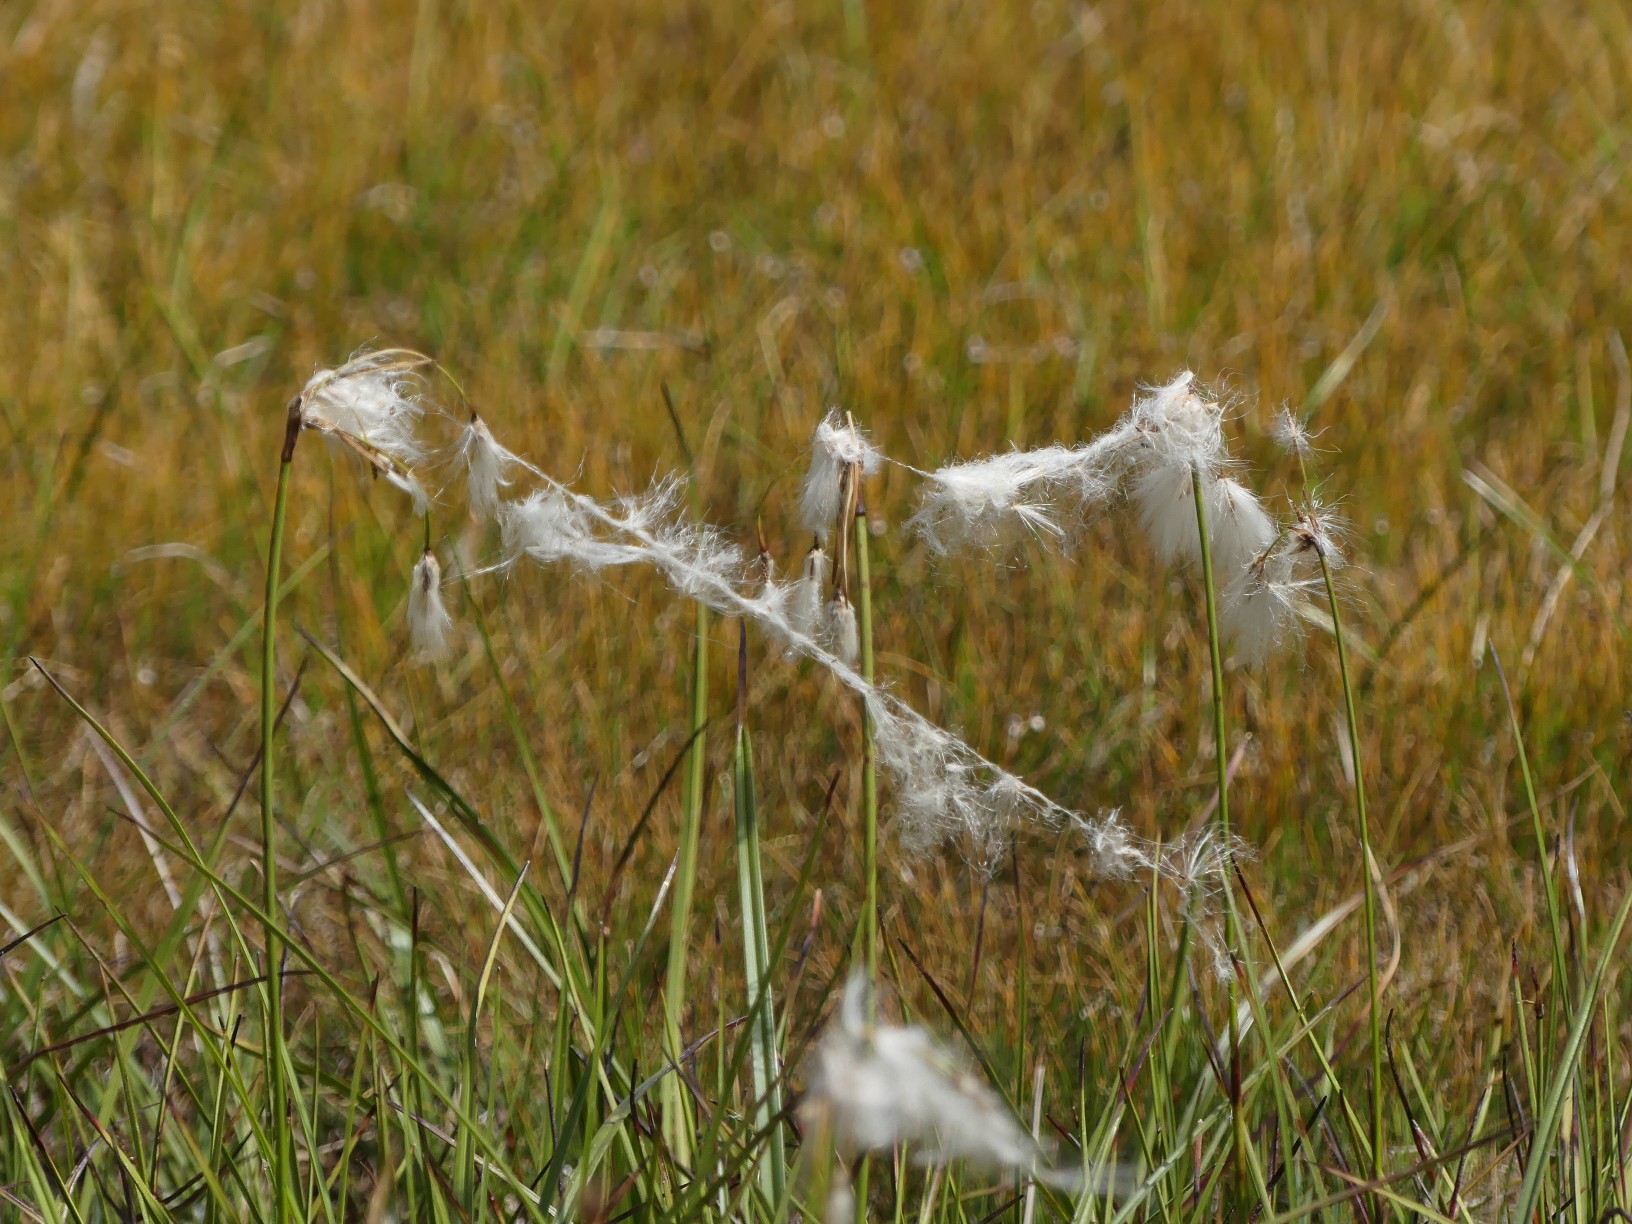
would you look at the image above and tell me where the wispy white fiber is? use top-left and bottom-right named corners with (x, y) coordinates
top-left (1289, 500), bottom-right (1346, 568)
top-left (1271, 406), bottom-right (1317, 457)
top-left (407, 551), bottom-right (453, 660)
top-left (456, 414), bottom-right (524, 522)
top-left (906, 371), bottom-right (1321, 668)
top-left (787, 546), bottom-right (829, 640)
top-left (475, 449), bottom-right (1103, 871)
top-left (1122, 371), bottom-right (1234, 567)
top-left (1125, 370), bottom-right (1226, 472)
top-left (907, 371), bottom-right (1236, 561)
top-left (299, 350), bottom-right (431, 511)
top-left (1207, 478), bottom-right (1277, 581)
top-left (827, 595), bottom-right (860, 666)
top-left (1132, 462), bottom-right (1207, 566)
top-left (803, 974), bottom-right (1079, 1187)
top-left (906, 427), bottom-right (1134, 553)
top-left (467, 414), bottom-right (1240, 911)
top-left (1227, 545), bottom-right (1325, 665)
top-left (800, 410), bottom-right (882, 538)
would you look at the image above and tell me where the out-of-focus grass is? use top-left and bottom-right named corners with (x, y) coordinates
top-left (1, 1), bottom-right (1628, 1219)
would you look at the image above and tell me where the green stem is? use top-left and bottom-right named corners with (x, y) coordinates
top-left (1189, 465), bottom-right (1245, 1210)
top-left (261, 396), bottom-right (301, 1222)
top-left (1490, 647), bottom-right (1568, 981)
top-left (1190, 470), bottom-right (1231, 844)
top-left (1318, 553), bottom-right (1385, 1213)
top-left (853, 500), bottom-right (878, 986)
top-left (662, 602), bottom-right (709, 1169)
top-left (733, 625), bottom-right (786, 1205)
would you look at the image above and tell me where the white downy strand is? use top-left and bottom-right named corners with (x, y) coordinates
top-left (907, 371), bottom-right (1317, 665)
top-left (298, 349), bottom-right (431, 511)
top-left (788, 545), bottom-right (829, 640)
top-left (803, 973), bottom-right (1080, 1187)
top-left (906, 426), bottom-right (1135, 554)
top-left (467, 421), bottom-right (1226, 879)
top-left (407, 551), bottom-right (454, 660)
top-left (456, 414), bottom-right (524, 522)
top-left (1208, 478), bottom-right (1277, 583)
top-left (827, 595), bottom-right (860, 666)
top-left (800, 410), bottom-right (883, 538)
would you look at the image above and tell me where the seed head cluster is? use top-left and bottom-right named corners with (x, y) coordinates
top-left (286, 355), bottom-right (1332, 898)
top-left (912, 371), bottom-right (1344, 664)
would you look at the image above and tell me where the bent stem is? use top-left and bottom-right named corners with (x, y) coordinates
top-left (1318, 550), bottom-right (1385, 1213)
top-left (261, 396), bottom-right (301, 1221)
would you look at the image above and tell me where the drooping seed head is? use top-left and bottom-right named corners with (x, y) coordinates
top-left (407, 550), bottom-right (454, 660)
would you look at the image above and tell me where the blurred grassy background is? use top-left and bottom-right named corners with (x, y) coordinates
top-left (2, 0), bottom-right (1629, 1107)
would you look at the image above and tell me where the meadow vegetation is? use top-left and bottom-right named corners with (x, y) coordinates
top-left (1, 1), bottom-right (1629, 1220)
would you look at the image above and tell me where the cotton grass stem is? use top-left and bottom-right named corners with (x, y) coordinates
top-left (854, 495), bottom-right (879, 988)
top-left (1190, 463), bottom-right (1246, 1207)
top-left (1318, 551), bottom-right (1385, 1212)
top-left (260, 396), bottom-right (301, 1222)
top-left (663, 601), bottom-right (709, 1170)
top-left (732, 624), bottom-right (786, 1204)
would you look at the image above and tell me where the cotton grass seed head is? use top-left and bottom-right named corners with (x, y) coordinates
top-left (1208, 477), bottom-right (1278, 581)
top-left (787, 544), bottom-right (829, 640)
top-left (1127, 370), bottom-right (1226, 473)
top-left (407, 550), bottom-right (453, 660)
top-left (1290, 499), bottom-right (1346, 568)
top-left (907, 449), bottom-right (1069, 553)
top-left (1219, 547), bottom-right (1318, 665)
top-left (827, 592), bottom-right (860, 666)
top-left (799, 409), bottom-right (882, 538)
top-left (1132, 462), bottom-right (1207, 566)
top-left (298, 349), bottom-right (433, 511)
top-left (802, 973), bottom-right (1075, 1186)
top-left (1271, 406), bottom-right (1317, 457)
top-left (456, 413), bottom-right (526, 523)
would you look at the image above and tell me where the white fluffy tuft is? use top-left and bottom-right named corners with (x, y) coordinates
top-left (407, 551), bottom-right (453, 660)
top-left (799, 410), bottom-right (882, 538)
top-left (299, 350), bottom-right (432, 509)
top-left (827, 595), bottom-right (860, 666)
top-left (1208, 478), bottom-right (1278, 581)
top-left (1133, 463), bottom-right (1206, 565)
top-left (803, 974), bottom-right (1074, 1184)
top-left (1219, 550), bottom-right (1318, 665)
top-left (457, 415), bottom-right (524, 522)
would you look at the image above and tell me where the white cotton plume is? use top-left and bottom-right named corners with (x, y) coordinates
top-left (407, 551), bottom-right (453, 660)
top-left (1290, 501), bottom-right (1346, 569)
top-left (1133, 462), bottom-right (1207, 565)
top-left (498, 489), bottom-right (637, 573)
top-left (909, 450), bottom-right (1068, 552)
top-left (480, 461), bottom-right (1223, 888)
top-left (1208, 478), bottom-right (1277, 581)
top-left (299, 350), bottom-right (432, 511)
top-left (827, 595), bottom-right (860, 666)
top-left (803, 974), bottom-right (1079, 1188)
top-left (799, 410), bottom-right (882, 538)
top-left (1123, 372), bottom-right (1228, 565)
top-left (1219, 549), bottom-right (1318, 665)
top-left (1126, 370), bottom-right (1225, 472)
top-left (908, 425), bottom-right (1137, 554)
top-left (788, 546), bottom-right (829, 639)
top-left (457, 414), bottom-right (524, 522)
top-left (1271, 406), bottom-right (1316, 457)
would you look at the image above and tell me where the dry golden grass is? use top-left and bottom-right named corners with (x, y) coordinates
top-left (2, 1), bottom-right (1629, 1214)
